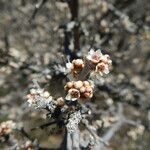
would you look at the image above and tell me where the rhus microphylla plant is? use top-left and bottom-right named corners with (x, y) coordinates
top-left (26, 49), bottom-right (112, 149)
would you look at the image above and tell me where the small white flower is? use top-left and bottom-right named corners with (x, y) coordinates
top-left (72, 59), bottom-right (84, 69)
top-left (96, 62), bottom-right (109, 76)
top-left (30, 88), bottom-right (37, 94)
top-left (100, 54), bottom-right (112, 65)
top-left (43, 91), bottom-right (50, 98)
top-left (65, 88), bottom-right (80, 101)
top-left (86, 49), bottom-right (102, 64)
top-left (72, 59), bottom-right (84, 65)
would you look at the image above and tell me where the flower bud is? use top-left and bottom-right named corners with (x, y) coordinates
top-left (55, 97), bottom-right (65, 107)
top-left (72, 59), bottom-right (84, 70)
top-left (83, 91), bottom-right (93, 98)
top-left (74, 81), bottom-right (83, 89)
top-left (79, 86), bottom-right (86, 93)
top-left (43, 91), bottom-right (50, 98)
top-left (64, 81), bottom-right (74, 90)
top-left (83, 81), bottom-right (90, 86)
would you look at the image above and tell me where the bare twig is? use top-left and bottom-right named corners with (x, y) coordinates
top-left (29, 0), bottom-right (48, 21)
top-left (31, 121), bottom-right (57, 131)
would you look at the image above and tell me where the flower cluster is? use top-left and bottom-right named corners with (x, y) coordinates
top-left (86, 49), bottom-right (112, 76)
top-left (65, 80), bottom-right (94, 101)
top-left (66, 49), bottom-right (112, 78)
top-left (26, 48), bottom-right (112, 133)
top-left (0, 120), bottom-right (16, 138)
top-left (66, 59), bottom-right (84, 76)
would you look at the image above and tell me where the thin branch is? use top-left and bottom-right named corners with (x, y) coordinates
top-left (31, 121), bottom-right (57, 131)
top-left (29, 0), bottom-right (48, 22)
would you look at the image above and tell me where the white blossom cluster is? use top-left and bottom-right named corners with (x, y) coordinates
top-left (86, 49), bottom-right (112, 76)
top-left (26, 49), bottom-right (112, 135)
top-left (66, 111), bottom-right (82, 133)
top-left (66, 49), bottom-right (112, 78)
top-left (64, 49), bottom-right (112, 101)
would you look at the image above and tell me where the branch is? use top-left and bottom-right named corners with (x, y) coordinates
top-left (31, 121), bottom-right (57, 131)
top-left (61, 127), bottom-right (80, 150)
top-left (29, 0), bottom-right (48, 22)
top-left (67, 0), bottom-right (80, 51)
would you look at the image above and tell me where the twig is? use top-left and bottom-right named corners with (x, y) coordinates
top-left (67, 0), bottom-right (80, 51)
top-left (82, 119), bottom-right (109, 148)
top-left (4, 32), bottom-right (10, 52)
top-left (29, 0), bottom-right (48, 22)
top-left (31, 121), bottom-right (57, 131)
top-left (19, 127), bottom-right (33, 141)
